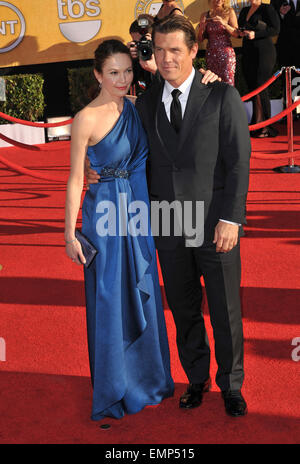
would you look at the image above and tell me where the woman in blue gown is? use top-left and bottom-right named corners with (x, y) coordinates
top-left (64, 40), bottom-right (174, 421)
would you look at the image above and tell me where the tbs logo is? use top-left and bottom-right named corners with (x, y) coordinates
top-left (57, 0), bottom-right (102, 43)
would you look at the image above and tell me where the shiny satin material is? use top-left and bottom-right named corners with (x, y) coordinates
top-left (205, 20), bottom-right (236, 86)
top-left (82, 97), bottom-right (174, 421)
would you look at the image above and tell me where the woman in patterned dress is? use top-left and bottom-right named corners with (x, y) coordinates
top-left (198, 0), bottom-right (239, 86)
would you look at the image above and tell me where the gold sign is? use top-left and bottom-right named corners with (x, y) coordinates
top-left (0, 0), bottom-right (252, 68)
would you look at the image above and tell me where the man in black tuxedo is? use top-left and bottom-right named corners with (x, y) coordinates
top-left (272, 0), bottom-right (300, 67)
top-left (87, 16), bottom-right (251, 417)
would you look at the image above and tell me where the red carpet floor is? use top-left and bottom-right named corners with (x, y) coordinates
top-left (0, 122), bottom-right (299, 444)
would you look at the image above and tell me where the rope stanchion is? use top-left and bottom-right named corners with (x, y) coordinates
top-left (241, 69), bottom-right (283, 102)
top-left (0, 112), bottom-right (73, 128)
top-left (240, 66), bottom-right (300, 172)
top-left (273, 67), bottom-right (300, 173)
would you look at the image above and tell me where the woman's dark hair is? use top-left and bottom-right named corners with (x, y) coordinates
top-left (94, 39), bottom-right (131, 73)
top-left (89, 39), bottom-right (132, 99)
top-left (152, 15), bottom-right (196, 50)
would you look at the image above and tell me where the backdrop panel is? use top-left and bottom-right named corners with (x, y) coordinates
top-left (0, 0), bottom-right (256, 68)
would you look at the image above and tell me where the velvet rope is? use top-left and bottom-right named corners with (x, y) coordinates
top-left (241, 70), bottom-right (282, 102)
top-left (0, 153), bottom-right (66, 182)
top-left (0, 132), bottom-right (41, 150)
top-left (249, 98), bottom-right (300, 131)
top-left (250, 150), bottom-right (300, 160)
top-left (0, 132), bottom-right (71, 151)
top-left (0, 112), bottom-right (73, 127)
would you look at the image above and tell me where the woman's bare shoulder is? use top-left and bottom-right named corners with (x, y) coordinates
top-left (125, 95), bottom-right (137, 106)
top-left (73, 103), bottom-right (100, 125)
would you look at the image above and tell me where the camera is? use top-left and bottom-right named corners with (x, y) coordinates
top-left (136, 17), bottom-right (153, 61)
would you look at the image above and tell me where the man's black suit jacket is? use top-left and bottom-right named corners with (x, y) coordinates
top-left (135, 70), bottom-right (251, 250)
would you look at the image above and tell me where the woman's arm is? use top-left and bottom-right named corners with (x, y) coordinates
top-left (227, 8), bottom-right (240, 38)
top-left (65, 111), bottom-right (91, 264)
top-left (198, 12), bottom-right (207, 42)
top-left (254, 4), bottom-right (280, 39)
top-left (172, 7), bottom-right (183, 16)
top-left (212, 9), bottom-right (239, 38)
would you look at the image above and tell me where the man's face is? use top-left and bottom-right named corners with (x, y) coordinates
top-left (154, 31), bottom-right (198, 88)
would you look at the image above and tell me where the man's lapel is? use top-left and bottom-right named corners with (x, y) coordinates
top-left (154, 81), bottom-right (176, 163)
top-left (176, 70), bottom-right (212, 154)
top-left (154, 69), bottom-right (212, 162)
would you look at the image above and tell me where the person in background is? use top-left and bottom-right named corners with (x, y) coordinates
top-left (127, 14), bottom-right (221, 92)
top-left (198, 0), bottom-right (239, 86)
top-left (127, 14), bottom-right (156, 96)
top-left (154, 0), bottom-right (183, 21)
top-left (272, 0), bottom-right (300, 69)
top-left (238, 0), bottom-right (280, 137)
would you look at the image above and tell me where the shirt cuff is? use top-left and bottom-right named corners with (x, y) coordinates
top-left (219, 219), bottom-right (241, 226)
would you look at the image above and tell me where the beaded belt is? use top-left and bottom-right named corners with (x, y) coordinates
top-left (100, 167), bottom-right (130, 180)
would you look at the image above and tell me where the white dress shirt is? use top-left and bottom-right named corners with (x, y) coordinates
top-left (161, 68), bottom-right (240, 227)
top-left (162, 67), bottom-right (195, 121)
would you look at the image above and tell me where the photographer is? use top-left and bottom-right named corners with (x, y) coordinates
top-left (127, 15), bottom-right (158, 96)
top-left (127, 14), bottom-right (220, 96)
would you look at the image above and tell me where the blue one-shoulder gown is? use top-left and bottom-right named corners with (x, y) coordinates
top-left (82, 97), bottom-right (174, 421)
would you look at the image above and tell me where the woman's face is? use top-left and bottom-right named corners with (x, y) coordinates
top-left (212, 0), bottom-right (224, 9)
top-left (95, 53), bottom-right (133, 98)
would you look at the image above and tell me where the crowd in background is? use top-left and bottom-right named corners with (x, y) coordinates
top-left (129, 0), bottom-right (300, 137)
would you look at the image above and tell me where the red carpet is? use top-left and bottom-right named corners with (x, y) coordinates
top-left (0, 122), bottom-right (299, 444)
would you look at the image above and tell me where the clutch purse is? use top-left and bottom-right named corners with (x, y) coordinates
top-left (75, 229), bottom-right (98, 268)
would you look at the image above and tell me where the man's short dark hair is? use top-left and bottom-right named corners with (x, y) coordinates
top-left (152, 15), bottom-right (196, 50)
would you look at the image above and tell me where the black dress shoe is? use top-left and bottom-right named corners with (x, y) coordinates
top-left (221, 390), bottom-right (247, 417)
top-left (179, 378), bottom-right (211, 409)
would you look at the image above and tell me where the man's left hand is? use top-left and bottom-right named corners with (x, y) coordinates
top-left (213, 221), bottom-right (239, 253)
top-left (199, 68), bottom-right (221, 84)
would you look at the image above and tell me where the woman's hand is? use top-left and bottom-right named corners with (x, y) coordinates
top-left (212, 15), bottom-right (226, 27)
top-left (199, 68), bottom-right (221, 84)
top-left (65, 239), bottom-right (86, 265)
top-left (244, 30), bottom-right (255, 40)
